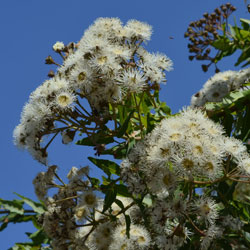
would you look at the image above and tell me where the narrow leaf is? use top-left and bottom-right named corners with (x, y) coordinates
top-left (88, 157), bottom-right (120, 176)
top-left (0, 199), bottom-right (24, 215)
top-left (116, 110), bottom-right (134, 138)
top-left (125, 214), bottom-right (131, 238)
top-left (103, 188), bottom-right (117, 212)
top-left (14, 193), bottom-right (45, 214)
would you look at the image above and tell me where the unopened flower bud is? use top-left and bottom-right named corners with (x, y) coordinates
top-left (189, 56), bottom-right (195, 61)
top-left (45, 56), bottom-right (55, 65)
top-left (48, 70), bottom-right (55, 78)
top-left (202, 64), bottom-right (208, 72)
top-left (203, 12), bottom-right (209, 18)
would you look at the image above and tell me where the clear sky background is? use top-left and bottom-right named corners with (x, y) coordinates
top-left (1, 0), bottom-right (249, 248)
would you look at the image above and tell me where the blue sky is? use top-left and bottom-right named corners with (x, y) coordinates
top-left (1, 0), bottom-right (249, 248)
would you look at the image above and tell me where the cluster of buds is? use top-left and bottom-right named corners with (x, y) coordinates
top-left (184, 3), bottom-right (236, 72)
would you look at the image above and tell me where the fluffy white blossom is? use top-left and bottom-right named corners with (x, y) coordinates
top-left (53, 41), bottom-right (65, 51)
top-left (191, 68), bottom-right (250, 107)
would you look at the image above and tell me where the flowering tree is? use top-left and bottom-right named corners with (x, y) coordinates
top-left (1, 3), bottom-right (250, 250)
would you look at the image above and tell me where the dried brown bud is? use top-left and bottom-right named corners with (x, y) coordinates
top-left (230, 6), bottom-right (236, 12)
top-left (205, 48), bottom-right (211, 54)
top-left (203, 12), bottom-right (209, 18)
top-left (67, 42), bottom-right (75, 50)
top-left (202, 64), bottom-right (208, 72)
top-left (194, 92), bottom-right (200, 97)
top-left (211, 13), bottom-right (217, 19)
top-left (45, 56), bottom-right (54, 65)
top-left (189, 22), bottom-right (195, 27)
top-left (196, 55), bottom-right (204, 60)
top-left (84, 52), bottom-right (92, 60)
top-left (214, 8), bottom-right (221, 15)
top-left (189, 55), bottom-right (195, 61)
top-left (215, 68), bottom-right (220, 73)
top-left (48, 70), bottom-right (55, 78)
top-left (221, 5), bottom-right (227, 12)
top-left (196, 21), bottom-right (202, 27)
top-left (200, 18), bottom-right (206, 24)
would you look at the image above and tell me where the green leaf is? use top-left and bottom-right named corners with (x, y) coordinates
top-left (240, 18), bottom-right (250, 25)
top-left (115, 184), bottom-right (131, 197)
top-left (115, 199), bottom-right (125, 210)
top-left (89, 177), bottom-right (101, 188)
top-left (28, 229), bottom-right (50, 245)
top-left (14, 193), bottom-right (45, 214)
top-left (126, 138), bottom-right (136, 156)
top-left (235, 47), bottom-right (250, 66)
top-left (0, 199), bottom-right (24, 215)
top-left (125, 214), bottom-right (131, 238)
top-left (141, 93), bottom-right (153, 113)
top-left (88, 157), bottom-right (120, 176)
top-left (239, 30), bottom-right (250, 39)
top-left (101, 143), bottom-right (127, 159)
top-left (116, 110), bottom-right (134, 138)
top-left (103, 188), bottom-right (117, 212)
top-left (212, 37), bottom-right (231, 51)
top-left (0, 213), bottom-right (36, 232)
top-left (160, 102), bottom-right (171, 115)
top-left (0, 222), bottom-right (7, 232)
top-left (76, 130), bottom-right (114, 146)
top-left (222, 113), bottom-right (234, 136)
top-left (229, 24), bottom-right (236, 39)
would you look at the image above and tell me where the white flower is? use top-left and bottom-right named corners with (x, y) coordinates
top-left (234, 67), bottom-right (250, 88)
top-left (112, 224), bottom-right (151, 249)
top-left (223, 136), bottom-right (247, 158)
top-left (118, 68), bottom-right (147, 93)
top-left (53, 41), bottom-right (65, 51)
top-left (192, 196), bottom-right (219, 225)
top-left (79, 191), bottom-right (98, 209)
top-left (147, 167), bottom-right (177, 194)
top-left (130, 224), bottom-right (151, 248)
top-left (190, 70), bottom-right (242, 107)
top-left (74, 206), bottom-right (90, 222)
top-left (55, 91), bottom-right (75, 109)
top-left (89, 222), bottom-right (114, 249)
top-left (240, 157), bottom-right (250, 175)
top-left (125, 19), bottom-right (152, 41)
top-left (89, 49), bottom-right (117, 74)
top-left (143, 52), bottom-right (173, 71)
top-left (201, 225), bottom-right (221, 250)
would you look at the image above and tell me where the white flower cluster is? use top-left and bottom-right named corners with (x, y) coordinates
top-left (35, 166), bottom-right (152, 250)
top-left (60, 17), bottom-right (172, 110)
top-left (13, 17), bottom-right (173, 165)
top-left (191, 68), bottom-right (250, 107)
top-left (121, 107), bottom-right (250, 249)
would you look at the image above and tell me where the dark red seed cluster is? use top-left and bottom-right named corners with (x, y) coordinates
top-left (184, 3), bottom-right (236, 72)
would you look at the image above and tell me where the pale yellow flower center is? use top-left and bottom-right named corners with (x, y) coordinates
top-left (97, 56), bottom-right (107, 65)
top-left (57, 95), bottom-right (71, 107)
top-left (182, 158), bottom-right (194, 170)
top-left (84, 194), bottom-right (96, 205)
